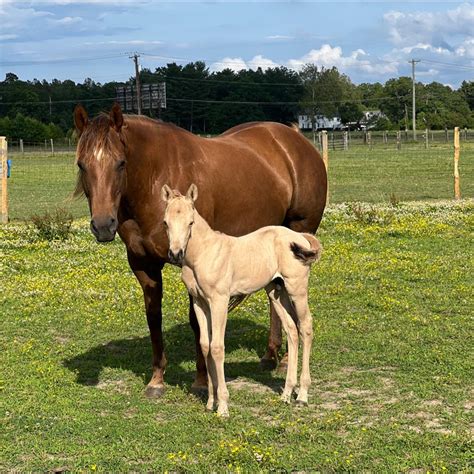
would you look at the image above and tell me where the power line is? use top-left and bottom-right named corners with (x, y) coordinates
top-left (419, 59), bottom-right (474, 71)
top-left (0, 53), bottom-right (130, 68)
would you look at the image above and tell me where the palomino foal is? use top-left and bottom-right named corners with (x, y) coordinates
top-left (162, 184), bottom-right (322, 417)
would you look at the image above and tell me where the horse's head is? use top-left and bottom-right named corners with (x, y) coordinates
top-left (74, 103), bottom-right (126, 242)
top-left (161, 184), bottom-right (198, 266)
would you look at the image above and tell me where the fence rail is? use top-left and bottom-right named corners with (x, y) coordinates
top-left (0, 128), bottom-right (473, 222)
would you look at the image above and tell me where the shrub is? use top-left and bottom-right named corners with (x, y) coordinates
top-left (29, 208), bottom-right (73, 241)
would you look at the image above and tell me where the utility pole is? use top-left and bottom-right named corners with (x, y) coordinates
top-left (409, 59), bottom-right (420, 141)
top-left (130, 53), bottom-right (142, 115)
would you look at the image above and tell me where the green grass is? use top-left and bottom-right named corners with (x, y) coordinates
top-left (6, 142), bottom-right (474, 219)
top-left (1, 200), bottom-right (473, 472)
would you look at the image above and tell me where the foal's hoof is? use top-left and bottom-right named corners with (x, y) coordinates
top-left (260, 357), bottom-right (278, 371)
top-left (295, 399), bottom-right (308, 407)
top-left (144, 385), bottom-right (166, 399)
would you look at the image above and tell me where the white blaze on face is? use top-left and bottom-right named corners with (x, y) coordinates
top-left (94, 147), bottom-right (104, 162)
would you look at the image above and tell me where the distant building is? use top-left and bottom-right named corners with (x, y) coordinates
top-left (298, 114), bottom-right (343, 130)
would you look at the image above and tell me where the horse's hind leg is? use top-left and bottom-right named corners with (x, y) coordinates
top-left (266, 283), bottom-right (299, 403)
top-left (189, 297), bottom-right (208, 393)
top-left (285, 280), bottom-right (313, 406)
top-left (260, 301), bottom-right (283, 371)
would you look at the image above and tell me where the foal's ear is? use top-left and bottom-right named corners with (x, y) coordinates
top-left (110, 102), bottom-right (124, 133)
top-left (74, 104), bottom-right (88, 136)
top-left (186, 183), bottom-right (198, 202)
top-left (161, 184), bottom-right (173, 202)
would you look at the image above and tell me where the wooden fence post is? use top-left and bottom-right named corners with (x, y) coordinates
top-left (321, 130), bottom-right (329, 204)
top-left (396, 131), bottom-right (401, 150)
top-left (343, 131), bottom-right (348, 151)
top-left (20, 139), bottom-right (24, 156)
top-left (50, 138), bottom-right (54, 156)
top-left (454, 127), bottom-right (460, 200)
top-left (1, 137), bottom-right (8, 224)
top-left (425, 129), bottom-right (429, 149)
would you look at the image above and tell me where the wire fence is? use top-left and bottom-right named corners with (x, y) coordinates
top-left (1, 130), bottom-right (473, 221)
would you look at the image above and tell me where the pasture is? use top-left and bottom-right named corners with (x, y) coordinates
top-left (1, 199), bottom-right (473, 472)
top-left (5, 141), bottom-right (474, 220)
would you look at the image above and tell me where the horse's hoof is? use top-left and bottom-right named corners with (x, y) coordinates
top-left (295, 399), bottom-right (308, 407)
top-left (276, 362), bottom-right (288, 374)
top-left (144, 385), bottom-right (166, 399)
top-left (260, 357), bottom-right (278, 371)
top-left (190, 384), bottom-right (208, 399)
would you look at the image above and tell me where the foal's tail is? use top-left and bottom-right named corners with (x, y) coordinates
top-left (290, 233), bottom-right (322, 266)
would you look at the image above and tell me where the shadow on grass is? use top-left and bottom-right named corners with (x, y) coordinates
top-left (63, 317), bottom-right (283, 393)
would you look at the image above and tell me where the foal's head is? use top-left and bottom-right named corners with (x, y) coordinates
top-left (74, 103), bottom-right (126, 242)
top-left (161, 184), bottom-right (198, 266)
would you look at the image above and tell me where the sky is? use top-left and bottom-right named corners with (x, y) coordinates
top-left (0, 1), bottom-right (473, 87)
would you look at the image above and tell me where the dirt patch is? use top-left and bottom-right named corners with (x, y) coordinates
top-left (226, 377), bottom-right (277, 394)
top-left (319, 401), bottom-right (341, 410)
top-left (96, 379), bottom-right (130, 395)
top-left (422, 399), bottom-right (443, 407)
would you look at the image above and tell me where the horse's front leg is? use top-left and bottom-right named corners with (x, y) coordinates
top-left (189, 296), bottom-right (209, 393)
top-left (128, 254), bottom-right (167, 398)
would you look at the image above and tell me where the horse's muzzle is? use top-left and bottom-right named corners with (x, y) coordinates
top-left (168, 249), bottom-right (184, 266)
top-left (90, 216), bottom-right (118, 242)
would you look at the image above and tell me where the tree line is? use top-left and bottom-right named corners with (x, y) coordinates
top-left (0, 64), bottom-right (473, 141)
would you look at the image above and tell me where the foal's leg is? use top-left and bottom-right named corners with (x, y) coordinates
top-left (193, 298), bottom-right (216, 411)
top-left (209, 296), bottom-right (230, 417)
top-left (286, 277), bottom-right (314, 406)
top-left (266, 285), bottom-right (299, 403)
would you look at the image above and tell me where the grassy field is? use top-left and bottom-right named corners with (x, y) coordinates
top-left (6, 141), bottom-right (474, 220)
top-left (1, 200), bottom-right (473, 472)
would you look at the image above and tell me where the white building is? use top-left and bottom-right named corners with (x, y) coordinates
top-left (298, 114), bottom-right (344, 130)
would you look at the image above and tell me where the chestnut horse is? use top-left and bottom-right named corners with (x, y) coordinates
top-left (73, 103), bottom-right (327, 398)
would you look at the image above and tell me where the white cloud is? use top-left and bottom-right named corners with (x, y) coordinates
top-left (84, 40), bottom-right (163, 46)
top-left (0, 34), bottom-right (18, 41)
top-left (211, 57), bottom-right (248, 72)
top-left (247, 55), bottom-right (279, 70)
top-left (211, 55), bottom-right (278, 72)
top-left (456, 38), bottom-right (474, 58)
top-left (384, 3), bottom-right (474, 47)
top-left (287, 44), bottom-right (398, 75)
top-left (266, 35), bottom-right (293, 41)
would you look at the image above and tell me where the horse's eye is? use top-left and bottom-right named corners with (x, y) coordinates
top-left (117, 160), bottom-right (126, 171)
top-left (189, 221), bottom-right (194, 226)
top-left (163, 221), bottom-right (168, 228)
top-left (77, 162), bottom-right (85, 171)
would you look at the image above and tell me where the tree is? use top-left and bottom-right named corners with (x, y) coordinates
top-left (338, 102), bottom-right (363, 124)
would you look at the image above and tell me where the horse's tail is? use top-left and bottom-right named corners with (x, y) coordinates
top-left (290, 233), bottom-right (322, 266)
top-left (228, 294), bottom-right (250, 313)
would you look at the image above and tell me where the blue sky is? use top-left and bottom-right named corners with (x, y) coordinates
top-left (0, 1), bottom-right (473, 87)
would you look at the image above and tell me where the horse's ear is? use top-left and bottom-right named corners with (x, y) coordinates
top-left (110, 102), bottom-right (124, 133)
top-left (74, 104), bottom-right (88, 136)
top-left (186, 183), bottom-right (198, 202)
top-left (161, 184), bottom-right (173, 202)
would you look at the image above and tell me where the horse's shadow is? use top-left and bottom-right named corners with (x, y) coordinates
top-left (63, 316), bottom-right (283, 393)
